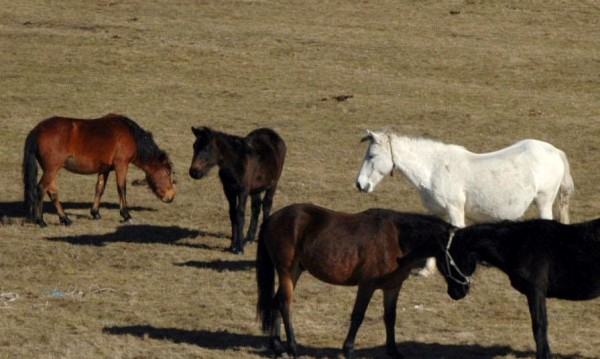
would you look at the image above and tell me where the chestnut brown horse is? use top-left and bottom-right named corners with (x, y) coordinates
top-left (256, 203), bottom-right (455, 359)
top-left (189, 126), bottom-right (286, 254)
top-left (23, 114), bottom-right (175, 226)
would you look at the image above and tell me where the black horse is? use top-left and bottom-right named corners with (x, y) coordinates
top-left (189, 127), bottom-right (286, 254)
top-left (436, 218), bottom-right (600, 359)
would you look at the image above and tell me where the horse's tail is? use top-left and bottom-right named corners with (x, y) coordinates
top-left (256, 219), bottom-right (276, 333)
top-left (554, 150), bottom-right (575, 224)
top-left (22, 128), bottom-right (39, 220)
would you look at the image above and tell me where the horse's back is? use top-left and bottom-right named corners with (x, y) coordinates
top-left (246, 128), bottom-right (286, 158)
top-left (32, 115), bottom-right (137, 173)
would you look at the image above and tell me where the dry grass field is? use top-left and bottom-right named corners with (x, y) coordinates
top-left (1, 1), bottom-right (599, 358)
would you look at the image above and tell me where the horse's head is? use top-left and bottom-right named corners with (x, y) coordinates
top-left (189, 126), bottom-right (220, 180)
top-left (436, 229), bottom-right (475, 300)
top-left (145, 151), bottom-right (175, 203)
top-left (355, 130), bottom-right (394, 193)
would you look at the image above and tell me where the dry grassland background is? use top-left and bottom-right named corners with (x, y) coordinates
top-left (1, 1), bottom-right (599, 358)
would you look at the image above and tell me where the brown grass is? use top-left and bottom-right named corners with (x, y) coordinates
top-left (1, 1), bottom-right (599, 358)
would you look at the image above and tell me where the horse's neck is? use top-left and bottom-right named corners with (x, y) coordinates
top-left (390, 135), bottom-right (455, 187)
top-left (217, 133), bottom-right (246, 166)
top-left (463, 227), bottom-right (508, 269)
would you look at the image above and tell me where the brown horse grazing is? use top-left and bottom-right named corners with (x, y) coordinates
top-left (22, 114), bottom-right (175, 227)
top-left (189, 126), bottom-right (286, 254)
top-left (256, 203), bottom-right (455, 359)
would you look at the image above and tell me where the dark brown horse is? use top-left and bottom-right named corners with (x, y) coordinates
top-left (23, 114), bottom-right (175, 226)
top-left (189, 126), bottom-right (286, 254)
top-left (256, 203), bottom-right (455, 359)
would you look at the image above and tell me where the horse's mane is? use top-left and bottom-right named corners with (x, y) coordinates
top-left (387, 132), bottom-right (468, 153)
top-left (203, 127), bottom-right (250, 154)
top-left (123, 117), bottom-right (171, 167)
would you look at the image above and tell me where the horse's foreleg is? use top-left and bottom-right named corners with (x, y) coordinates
top-left (115, 165), bottom-right (132, 222)
top-left (383, 287), bottom-right (403, 359)
top-left (231, 192), bottom-right (248, 254)
top-left (91, 171), bottom-right (110, 220)
top-left (34, 179), bottom-right (48, 227)
top-left (447, 205), bottom-right (466, 228)
top-left (245, 193), bottom-right (262, 244)
top-left (224, 187), bottom-right (244, 254)
top-left (526, 290), bottom-right (551, 359)
top-left (342, 285), bottom-right (375, 359)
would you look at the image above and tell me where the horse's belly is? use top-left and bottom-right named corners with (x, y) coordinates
top-left (464, 191), bottom-right (534, 222)
top-left (304, 263), bottom-right (360, 286)
top-left (64, 156), bottom-right (112, 174)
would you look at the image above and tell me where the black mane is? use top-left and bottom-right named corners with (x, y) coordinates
top-left (124, 117), bottom-right (170, 167)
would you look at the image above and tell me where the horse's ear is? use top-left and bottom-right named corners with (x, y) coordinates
top-left (192, 126), bottom-right (211, 138)
top-left (360, 130), bottom-right (374, 143)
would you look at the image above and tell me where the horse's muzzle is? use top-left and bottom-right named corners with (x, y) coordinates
top-left (162, 189), bottom-right (175, 203)
top-left (355, 181), bottom-right (371, 193)
top-left (448, 284), bottom-right (469, 300)
top-left (189, 168), bottom-right (205, 180)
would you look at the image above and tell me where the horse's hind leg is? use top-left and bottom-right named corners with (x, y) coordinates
top-left (342, 285), bottom-right (375, 359)
top-left (91, 171), bottom-right (109, 219)
top-left (535, 193), bottom-right (555, 220)
top-left (276, 267), bottom-right (303, 357)
top-left (224, 186), bottom-right (247, 254)
top-left (45, 176), bottom-right (72, 226)
top-left (262, 186), bottom-right (277, 219)
top-left (245, 193), bottom-right (262, 244)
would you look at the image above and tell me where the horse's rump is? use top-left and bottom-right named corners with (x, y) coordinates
top-left (245, 128), bottom-right (286, 186)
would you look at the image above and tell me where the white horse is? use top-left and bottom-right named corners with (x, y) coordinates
top-left (356, 130), bottom-right (575, 276)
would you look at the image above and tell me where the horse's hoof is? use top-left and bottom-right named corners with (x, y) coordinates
top-left (60, 217), bottom-right (73, 226)
top-left (270, 338), bottom-right (285, 356)
top-left (36, 219), bottom-right (48, 228)
top-left (228, 246), bottom-right (244, 255)
top-left (91, 212), bottom-right (101, 220)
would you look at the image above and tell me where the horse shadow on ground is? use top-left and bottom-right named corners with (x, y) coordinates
top-left (0, 201), bottom-right (155, 221)
top-left (175, 259), bottom-right (255, 272)
top-left (103, 324), bottom-right (591, 359)
top-left (46, 224), bottom-right (226, 250)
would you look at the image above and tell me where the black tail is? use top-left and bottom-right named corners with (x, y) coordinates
top-left (22, 129), bottom-right (39, 220)
top-left (256, 219), bottom-right (276, 333)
